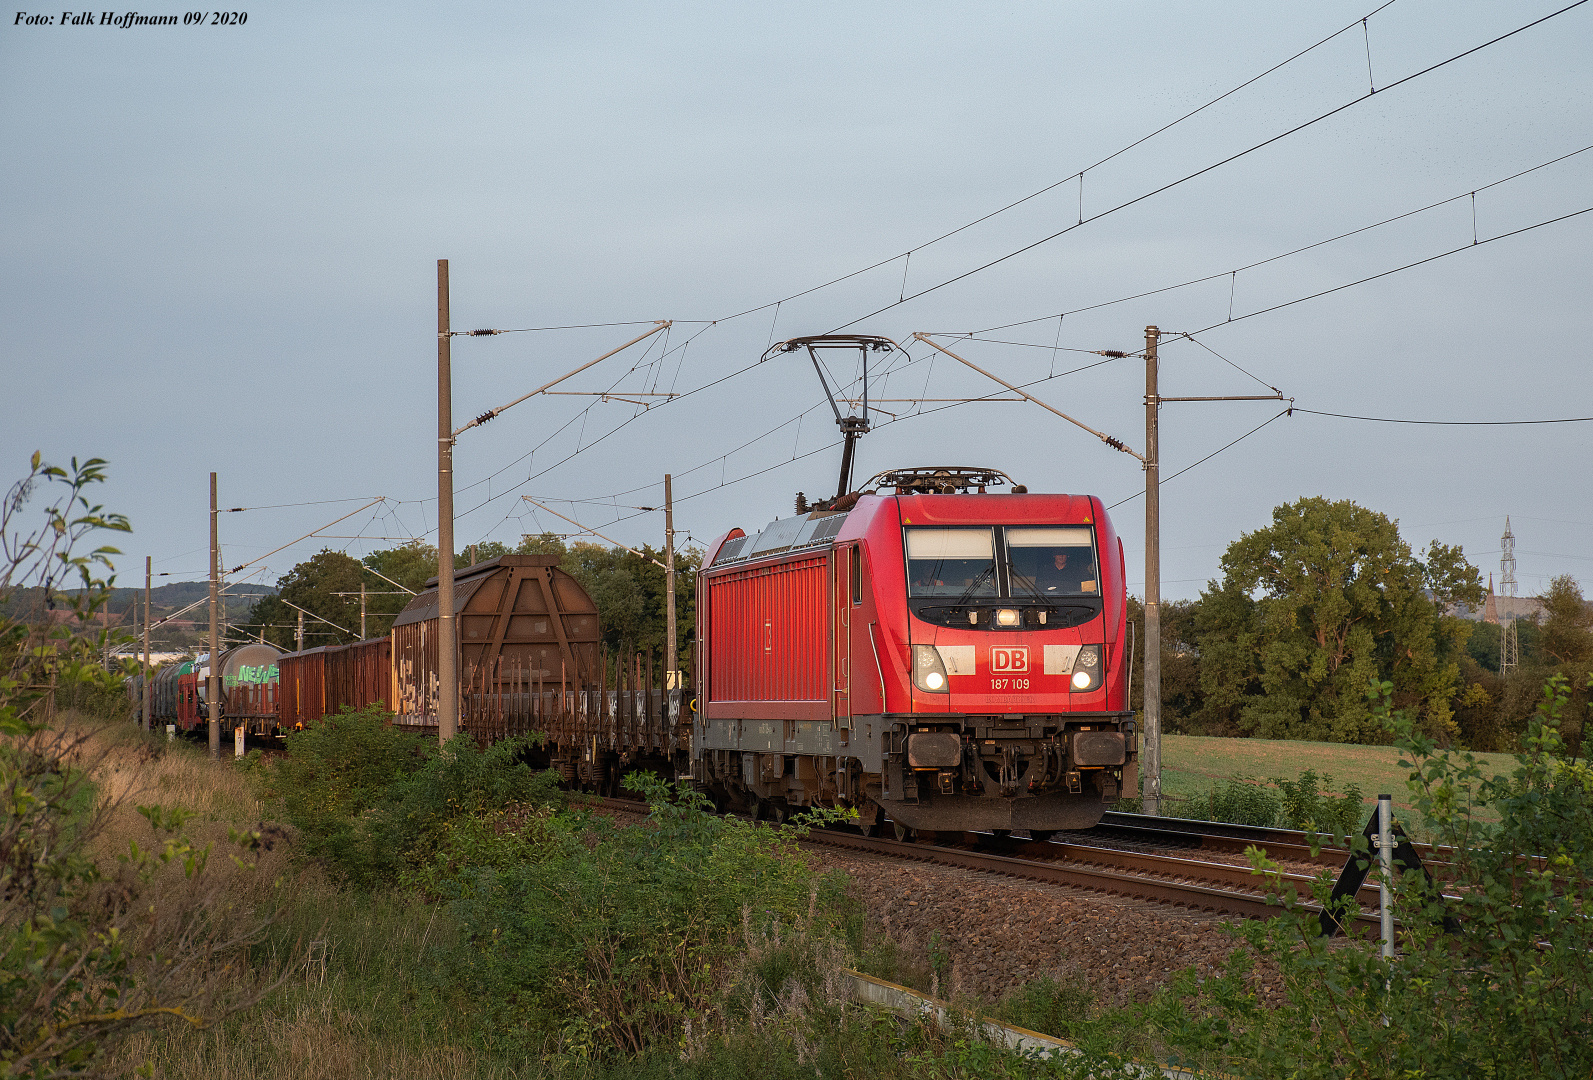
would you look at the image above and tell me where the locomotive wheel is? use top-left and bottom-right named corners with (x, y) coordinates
top-left (892, 821), bottom-right (914, 843)
top-left (1029, 829), bottom-right (1056, 842)
top-left (864, 805), bottom-right (887, 838)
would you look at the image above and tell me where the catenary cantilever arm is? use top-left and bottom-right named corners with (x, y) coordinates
top-left (522, 497), bottom-right (668, 569)
top-left (454, 321), bottom-right (672, 438)
top-left (911, 333), bottom-right (1145, 463)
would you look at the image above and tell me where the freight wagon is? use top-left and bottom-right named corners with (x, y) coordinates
top-left (142, 644), bottom-right (283, 734)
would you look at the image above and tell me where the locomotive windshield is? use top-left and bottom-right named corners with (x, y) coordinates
top-left (1006, 527), bottom-right (1098, 598)
top-left (904, 524), bottom-right (1100, 611)
top-left (905, 528), bottom-right (998, 598)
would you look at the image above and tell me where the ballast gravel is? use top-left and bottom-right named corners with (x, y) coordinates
top-left (815, 850), bottom-right (1284, 1007)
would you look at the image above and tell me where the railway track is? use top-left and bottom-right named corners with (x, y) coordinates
top-left (1090, 811), bottom-right (1355, 868)
top-left (589, 797), bottom-right (1380, 927)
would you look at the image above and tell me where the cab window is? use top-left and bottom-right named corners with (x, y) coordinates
top-left (1005, 527), bottom-right (1098, 598)
top-left (904, 528), bottom-right (997, 598)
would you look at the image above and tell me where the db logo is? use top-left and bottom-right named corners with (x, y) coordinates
top-left (990, 646), bottom-right (1029, 673)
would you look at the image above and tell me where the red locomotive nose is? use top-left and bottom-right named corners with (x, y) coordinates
top-left (694, 467), bottom-right (1134, 835)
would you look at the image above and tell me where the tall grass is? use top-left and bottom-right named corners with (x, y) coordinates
top-left (107, 874), bottom-right (511, 1079)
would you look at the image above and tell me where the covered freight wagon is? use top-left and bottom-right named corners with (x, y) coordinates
top-left (278, 637), bottom-right (392, 729)
top-left (390, 554), bottom-right (601, 728)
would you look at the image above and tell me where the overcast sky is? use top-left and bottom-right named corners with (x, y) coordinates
top-left (3, 1), bottom-right (1589, 604)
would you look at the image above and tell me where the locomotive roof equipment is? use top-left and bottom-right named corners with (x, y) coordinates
top-left (763, 334), bottom-right (898, 500)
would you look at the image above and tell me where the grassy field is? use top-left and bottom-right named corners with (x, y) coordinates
top-left (1154, 733), bottom-right (1521, 821)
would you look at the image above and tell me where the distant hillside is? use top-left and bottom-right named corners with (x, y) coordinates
top-left (107, 581), bottom-right (276, 614)
top-left (2, 582), bottom-right (275, 620)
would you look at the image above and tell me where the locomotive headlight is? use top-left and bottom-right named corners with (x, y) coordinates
top-left (912, 645), bottom-right (950, 694)
top-left (1070, 645), bottom-right (1102, 692)
top-left (994, 608), bottom-right (1020, 627)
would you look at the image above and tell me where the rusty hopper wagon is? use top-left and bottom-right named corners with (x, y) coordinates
top-left (391, 554), bottom-right (600, 727)
top-left (384, 553), bottom-right (680, 787)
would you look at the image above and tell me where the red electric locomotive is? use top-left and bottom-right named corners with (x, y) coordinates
top-left (692, 337), bottom-right (1136, 837)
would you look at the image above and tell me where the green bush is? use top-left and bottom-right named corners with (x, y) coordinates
top-left (1190, 775), bottom-right (1281, 828)
top-left (1271, 767), bottom-right (1363, 837)
top-left (437, 773), bottom-right (847, 1062)
top-left (266, 706), bottom-right (558, 884)
top-left (1133, 676), bottom-right (1593, 1079)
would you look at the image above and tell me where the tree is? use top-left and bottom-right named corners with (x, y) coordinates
top-left (1534, 575), bottom-right (1591, 754)
top-left (1539, 575), bottom-right (1593, 667)
top-left (1195, 497), bottom-right (1483, 743)
top-left (245, 550), bottom-right (367, 650)
top-left (1126, 596), bottom-right (1209, 733)
top-left (557, 539), bottom-right (702, 669)
top-left (2, 454), bottom-right (278, 1077)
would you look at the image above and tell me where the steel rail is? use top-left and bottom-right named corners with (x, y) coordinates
top-left (1100, 811), bottom-right (1452, 866)
top-left (989, 834), bottom-right (1382, 906)
top-left (589, 797), bottom-right (1374, 925)
top-left (1085, 819), bottom-right (1351, 868)
top-left (798, 828), bottom-right (1381, 926)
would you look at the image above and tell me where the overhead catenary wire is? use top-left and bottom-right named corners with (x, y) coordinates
top-left (418, 5), bottom-right (1589, 551)
top-left (1186, 203), bottom-right (1593, 335)
top-left (1107, 408), bottom-right (1294, 510)
top-left (699, 0), bottom-right (1406, 328)
top-left (1292, 408), bottom-right (1593, 425)
top-left (223, 497), bottom-right (387, 576)
top-left (448, 319), bottom-right (709, 335)
top-left (432, 2), bottom-right (1433, 515)
top-left (452, 321), bottom-right (672, 436)
top-left (222, 496), bottom-right (382, 512)
top-left (827, 0), bottom-right (1591, 333)
top-left (971, 139), bottom-right (1593, 336)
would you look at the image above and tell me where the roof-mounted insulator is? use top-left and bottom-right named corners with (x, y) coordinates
top-left (468, 329), bottom-right (501, 336)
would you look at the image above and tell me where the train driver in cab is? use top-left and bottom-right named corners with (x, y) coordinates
top-left (1034, 546), bottom-right (1097, 595)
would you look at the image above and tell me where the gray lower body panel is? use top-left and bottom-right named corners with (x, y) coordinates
top-left (875, 790), bottom-right (1109, 832)
top-left (696, 714), bottom-right (883, 772)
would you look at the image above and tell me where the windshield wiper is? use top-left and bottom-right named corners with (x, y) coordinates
top-left (951, 565), bottom-right (995, 609)
top-left (1009, 570), bottom-right (1045, 603)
